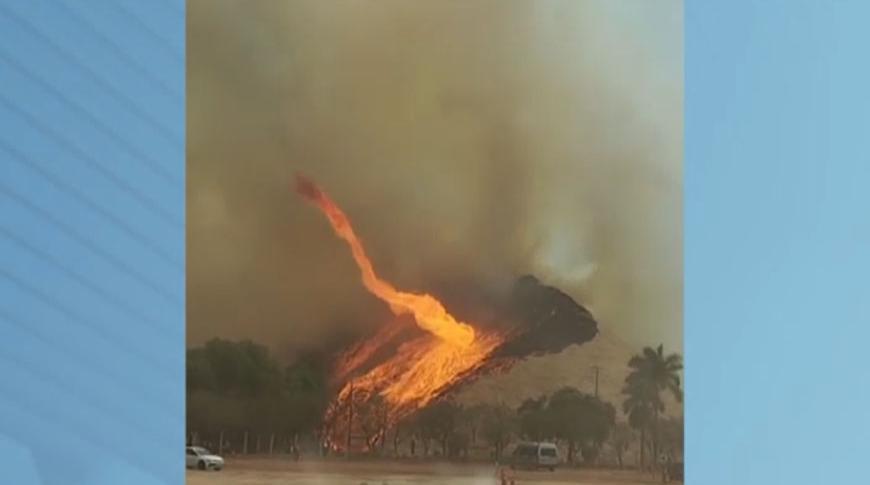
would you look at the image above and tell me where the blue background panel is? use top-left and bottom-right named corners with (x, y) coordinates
top-left (0, 1), bottom-right (184, 484)
top-left (687, 1), bottom-right (870, 484)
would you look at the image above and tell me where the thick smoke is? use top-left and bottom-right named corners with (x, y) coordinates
top-left (187, 0), bottom-right (682, 359)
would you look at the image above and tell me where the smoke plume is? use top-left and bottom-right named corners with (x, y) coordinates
top-left (187, 0), bottom-right (682, 359)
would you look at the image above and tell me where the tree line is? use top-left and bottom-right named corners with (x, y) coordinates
top-left (186, 338), bottom-right (682, 470)
top-left (186, 339), bottom-right (330, 454)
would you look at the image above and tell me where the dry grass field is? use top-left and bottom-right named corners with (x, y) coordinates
top-left (186, 457), bottom-right (662, 485)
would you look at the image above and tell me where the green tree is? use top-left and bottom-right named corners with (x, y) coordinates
top-left (187, 347), bottom-right (217, 391)
top-left (609, 422), bottom-right (634, 469)
top-left (517, 395), bottom-right (553, 442)
top-left (185, 339), bottom-right (331, 451)
top-left (447, 430), bottom-right (471, 459)
top-left (284, 354), bottom-right (330, 435)
top-left (658, 415), bottom-right (684, 459)
top-left (622, 344), bottom-right (682, 471)
top-left (547, 387), bottom-right (615, 465)
top-left (461, 403), bottom-right (488, 447)
top-left (187, 338), bottom-right (283, 397)
top-left (582, 398), bottom-right (616, 464)
top-left (413, 400), bottom-right (462, 457)
top-left (478, 404), bottom-right (516, 461)
top-left (622, 386), bottom-right (654, 470)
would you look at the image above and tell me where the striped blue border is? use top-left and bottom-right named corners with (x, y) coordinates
top-left (0, 1), bottom-right (184, 484)
top-left (687, 1), bottom-right (870, 484)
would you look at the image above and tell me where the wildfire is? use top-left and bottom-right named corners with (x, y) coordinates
top-left (294, 174), bottom-right (599, 453)
top-left (294, 174), bottom-right (506, 433)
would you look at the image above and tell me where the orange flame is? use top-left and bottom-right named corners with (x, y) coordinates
top-left (295, 174), bottom-right (475, 347)
top-left (295, 174), bottom-right (509, 448)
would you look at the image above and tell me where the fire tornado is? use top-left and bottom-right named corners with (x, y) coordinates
top-left (294, 174), bottom-right (596, 451)
top-left (295, 173), bottom-right (476, 347)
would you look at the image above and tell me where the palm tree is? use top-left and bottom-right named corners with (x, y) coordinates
top-left (609, 422), bottom-right (635, 469)
top-left (622, 344), bottom-right (682, 472)
top-left (622, 381), bottom-right (655, 470)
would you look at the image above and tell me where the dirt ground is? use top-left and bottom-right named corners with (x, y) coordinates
top-left (186, 457), bottom-right (663, 485)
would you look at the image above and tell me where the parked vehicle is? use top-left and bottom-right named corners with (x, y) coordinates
top-left (510, 442), bottom-right (559, 471)
top-left (186, 446), bottom-right (224, 471)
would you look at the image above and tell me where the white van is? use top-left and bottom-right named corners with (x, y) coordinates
top-left (510, 442), bottom-right (559, 471)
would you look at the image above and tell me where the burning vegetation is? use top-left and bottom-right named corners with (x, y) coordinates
top-left (295, 174), bottom-right (598, 452)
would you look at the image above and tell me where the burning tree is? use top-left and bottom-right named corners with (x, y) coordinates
top-left (355, 392), bottom-right (389, 453)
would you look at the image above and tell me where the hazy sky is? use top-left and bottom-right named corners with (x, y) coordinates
top-left (187, 0), bottom-right (683, 360)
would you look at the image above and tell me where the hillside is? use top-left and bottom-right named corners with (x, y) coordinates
top-left (454, 327), bottom-right (683, 418)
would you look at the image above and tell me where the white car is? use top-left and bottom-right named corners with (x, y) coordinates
top-left (186, 446), bottom-right (224, 471)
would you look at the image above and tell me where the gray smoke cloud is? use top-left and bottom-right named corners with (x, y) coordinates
top-left (187, 0), bottom-right (682, 360)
